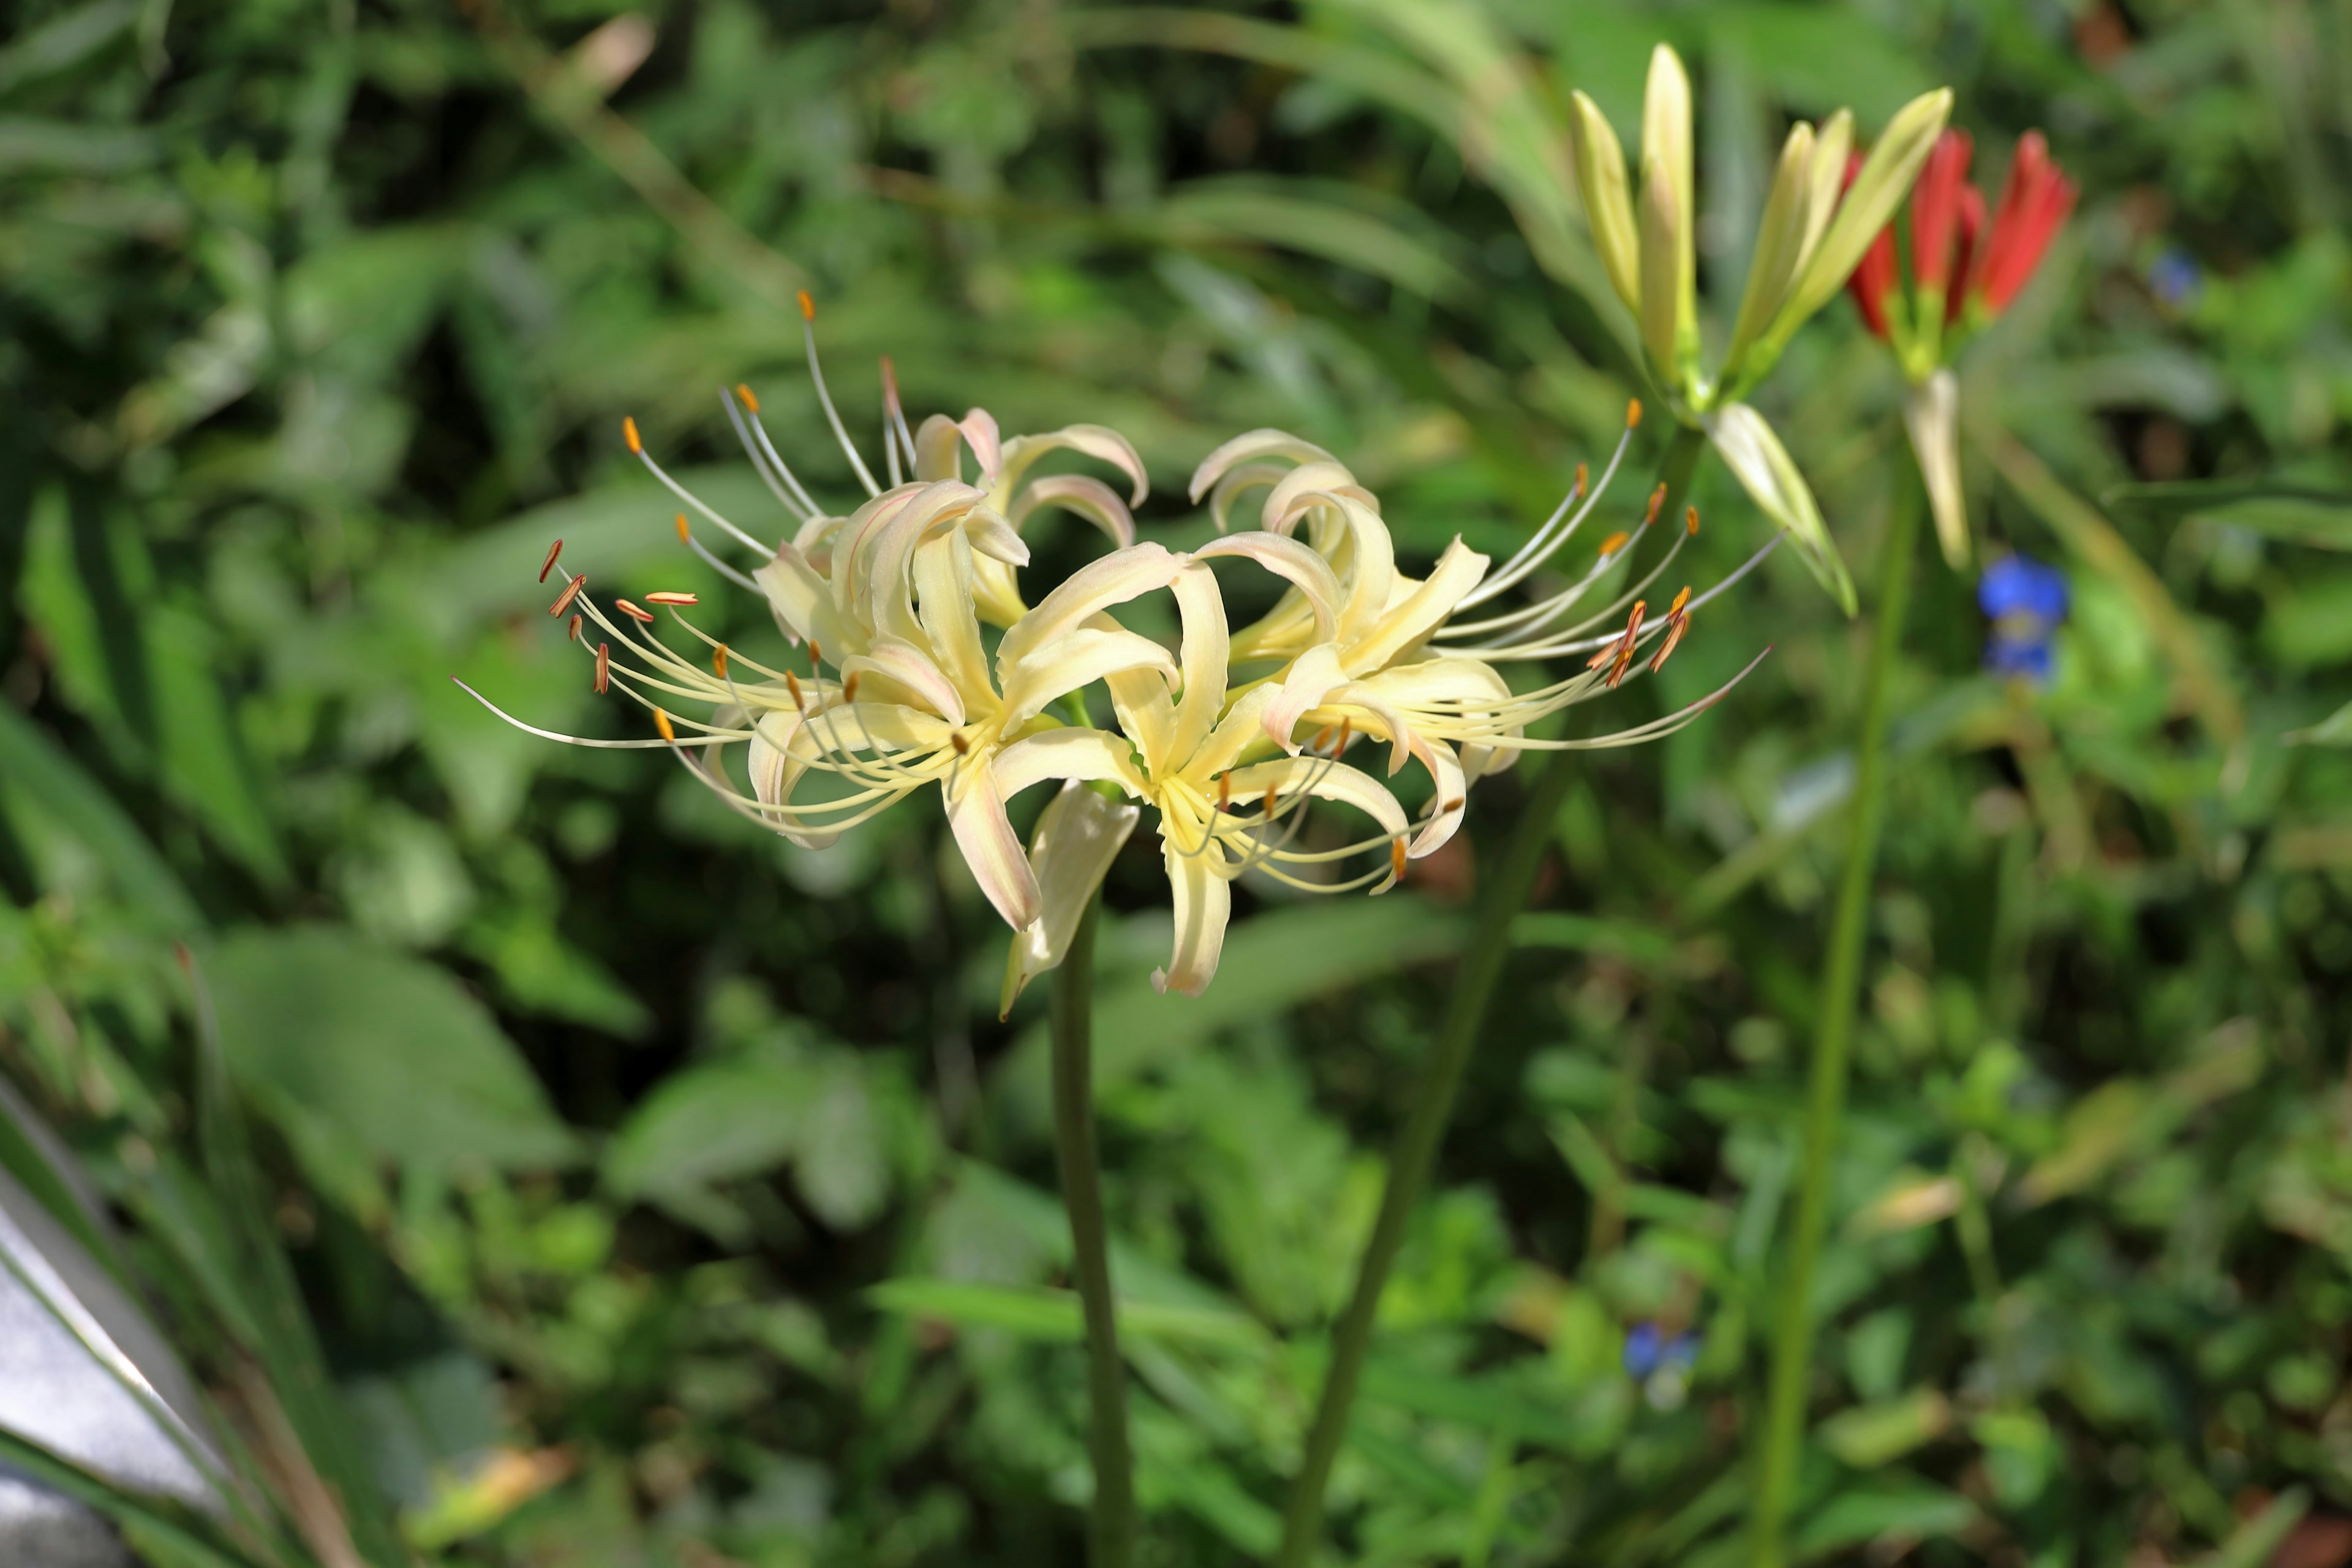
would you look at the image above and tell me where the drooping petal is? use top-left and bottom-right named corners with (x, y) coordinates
top-left (1000, 782), bottom-right (1141, 1017)
top-left (995, 541), bottom-right (1184, 674)
top-left (1166, 562), bottom-right (1231, 768)
top-left (993, 725), bottom-right (1148, 801)
top-left (1188, 428), bottom-right (1335, 503)
top-left (843, 638), bottom-right (965, 726)
top-left (997, 628), bottom-right (1178, 731)
top-left (1403, 736), bottom-right (1469, 858)
top-left (1208, 461), bottom-right (1294, 535)
top-left (1003, 425), bottom-right (1149, 505)
top-left (912, 530), bottom-right (995, 715)
top-left (946, 764), bottom-right (1041, 930)
top-left (1008, 474), bottom-right (1136, 548)
top-left (957, 409), bottom-right (1002, 484)
top-left (1193, 532), bottom-right (1342, 646)
top-left (1262, 461), bottom-right (1378, 534)
top-left (1152, 837), bottom-right (1232, 997)
top-left (1343, 537), bottom-right (1490, 673)
top-left (914, 413), bottom-right (962, 482)
top-left (753, 542), bottom-right (854, 654)
top-left (1262, 644), bottom-right (1349, 753)
top-left (1224, 755), bottom-right (1411, 845)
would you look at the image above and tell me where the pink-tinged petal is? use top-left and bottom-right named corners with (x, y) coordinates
top-left (994, 725), bottom-right (1147, 801)
top-left (1167, 562), bottom-right (1230, 767)
top-left (998, 628), bottom-right (1177, 730)
top-left (1009, 474), bottom-right (1136, 548)
top-left (1343, 538), bottom-right (1489, 673)
top-left (747, 709), bottom-right (842, 850)
top-left (957, 409), bottom-right (1003, 483)
top-left (845, 638), bottom-right (965, 726)
top-left (1261, 644), bottom-right (1348, 753)
top-left (946, 766), bottom-right (1041, 929)
top-left (1207, 460), bottom-right (1293, 535)
top-left (913, 413), bottom-right (962, 482)
top-left (963, 505), bottom-right (1030, 567)
top-left (1188, 428), bottom-right (1335, 503)
top-left (1003, 426), bottom-right (1150, 505)
top-left (1152, 838), bottom-right (1232, 996)
top-left (1314, 682), bottom-right (1418, 777)
top-left (1262, 461), bottom-right (1378, 534)
top-left (1000, 782), bottom-right (1142, 1017)
top-left (1403, 736), bottom-right (1469, 858)
top-left (1193, 532), bottom-right (1341, 644)
top-left (995, 542), bottom-right (1184, 674)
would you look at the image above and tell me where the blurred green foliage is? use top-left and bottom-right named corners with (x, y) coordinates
top-left (3, 0), bottom-right (2352, 1564)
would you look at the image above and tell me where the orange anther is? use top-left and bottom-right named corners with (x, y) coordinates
top-left (1645, 483), bottom-right (1667, 523)
top-left (675, 513), bottom-right (691, 543)
top-left (1390, 839), bottom-right (1407, 878)
top-left (1599, 531), bottom-right (1630, 557)
top-left (1685, 505), bottom-right (1700, 537)
top-left (1573, 462), bottom-right (1588, 499)
top-left (1626, 398), bottom-right (1643, 429)
top-left (549, 574), bottom-right (587, 616)
top-left (713, 644), bottom-right (729, 677)
top-left (653, 708), bottom-right (676, 742)
top-left (1334, 718), bottom-right (1352, 753)
top-left (1442, 796), bottom-right (1465, 812)
top-left (617, 599), bottom-right (655, 623)
top-left (566, 612), bottom-right (582, 642)
top-left (539, 538), bottom-right (564, 583)
top-left (807, 640), bottom-right (823, 669)
top-left (646, 591), bottom-right (698, 606)
top-left (1262, 784), bottom-right (1280, 815)
top-left (1648, 612), bottom-right (1691, 674)
top-left (949, 731), bottom-right (970, 755)
top-left (842, 672), bottom-right (860, 703)
top-left (734, 383), bottom-right (759, 414)
top-left (594, 643), bottom-right (611, 693)
top-left (1671, 584), bottom-right (1692, 615)
top-left (1218, 773), bottom-right (1231, 811)
top-left (880, 355), bottom-right (900, 407)
top-left (796, 289), bottom-right (815, 321)
top-left (623, 417), bottom-right (641, 454)
top-left (786, 669), bottom-right (805, 708)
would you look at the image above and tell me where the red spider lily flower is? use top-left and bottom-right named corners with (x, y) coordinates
top-left (1848, 216), bottom-right (1898, 339)
top-left (1909, 129), bottom-right (1973, 293)
top-left (1968, 132), bottom-right (2078, 315)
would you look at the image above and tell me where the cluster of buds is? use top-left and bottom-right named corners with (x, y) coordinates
top-left (1847, 130), bottom-right (2077, 566)
top-left (1569, 44), bottom-right (1952, 612)
top-left (462, 298), bottom-right (1773, 1001)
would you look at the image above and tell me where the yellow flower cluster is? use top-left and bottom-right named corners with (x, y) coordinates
top-left (462, 300), bottom-right (1770, 1001)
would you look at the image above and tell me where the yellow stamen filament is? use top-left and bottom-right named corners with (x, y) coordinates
top-left (549, 575), bottom-right (587, 616)
top-left (539, 538), bottom-right (563, 583)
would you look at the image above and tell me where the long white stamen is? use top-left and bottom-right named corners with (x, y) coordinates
top-left (1458, 414), bottom-right (1637, 608)
top-left (723, 385), bottom-right (824, 520)
top-left (631, 440), bottom-right (771, 556)
top-left (1492, 535), bottom-right (1779, 662)
top-left (1466, 526), bottom-right (1691, 655)
top-left (451, 678), bottom-right (736, 748)
top-left (719, 388), bottom-right (815, 524)
top-left (799, 292), bottom-right (880, 496)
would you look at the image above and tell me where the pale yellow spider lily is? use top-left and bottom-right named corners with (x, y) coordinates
top-left (1185, 410), bottom-right (1774, 858)
top-left (987, 560), bottom-right (1412, 999)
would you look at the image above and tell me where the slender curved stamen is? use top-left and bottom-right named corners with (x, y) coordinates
top-left (880, 355), bottom-right (919, 474)
top-left (799, 291), bottom-right (881, 497)
top-left (723, 383), bottom-right (824, 521)
top-left (1492, 535), bottom-right (1781, 662)
top-left (674, 512), bottom-right (763, 594)
top-left (451, 677), bottom-right (736, 748)
top-left (1473, 524), bottom-right (1692, 658)
top-left (1457, 405), bottom-right (1640, 609)
top-left (627, 423), bottom-right (773, 557)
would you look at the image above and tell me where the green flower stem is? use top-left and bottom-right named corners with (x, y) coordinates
top-left (1273, 422), bottom-right (1710, 1568)
top-left (1749, 469), bottom-right (1923, 1568)
top-left (1051, 892), bottom-right (1136, 1568)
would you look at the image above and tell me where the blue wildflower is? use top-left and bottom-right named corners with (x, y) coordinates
top-left (1624, 1322), bottom-right (1664, 1378)
top-left (2148, 247), bottom-right (2201, 312)
top-left (1979, 553), bottom-right (2068, 684)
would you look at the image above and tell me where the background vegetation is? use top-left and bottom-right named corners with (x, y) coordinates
top-left (4, 0), bottom-right (2352, 1563)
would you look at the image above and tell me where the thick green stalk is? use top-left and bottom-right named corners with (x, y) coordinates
top-left (1273, 423), bottom-right (1709, 1568)
top-left (1749, 472), bottom-right (1923, 1568)
top-left (1051, 894), bottom-right (1135, 1568)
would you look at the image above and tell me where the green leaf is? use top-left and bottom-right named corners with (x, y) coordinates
top-left (866, 1277), bottom-right (1269, 1350)
top-left (1818, 1388), bottom-right (1951, 1469)
top-left (995, 896), bottom-right (1466, 1137)
top-left (2105, 478), bottom-right (2352, 548)
top-left (1793, 1477), bottom-right (1976, 1557)
top-left (0, 1429), bottom-right (258, 1568)
top-left (200, 926), bottom-right (578, 1185)
top-left (0, 701), bottom-right (199, 932)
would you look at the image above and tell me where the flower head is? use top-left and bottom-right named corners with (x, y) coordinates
top-left (1845, 131), bottom-right (2078, 567)
top-left (1979, 552), bottom-right (2069, 684)
top-left (1567, 47), bottom-right (1952, 610)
